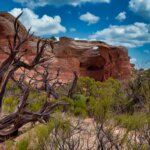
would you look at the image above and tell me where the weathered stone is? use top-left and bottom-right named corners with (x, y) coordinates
top-left (52, 37), bottom-right (133, 81)
top-left (0, 12), bottom-right (133, 82)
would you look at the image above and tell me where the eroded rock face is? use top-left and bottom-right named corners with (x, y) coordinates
top-left (0, 12), bottom-right (133, 82)
top-left (0, 12), bottom-right (27, 38)
top-left (53, 37), bottom-right (133, 81)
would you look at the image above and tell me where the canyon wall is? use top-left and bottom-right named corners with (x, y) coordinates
top-left (0, 12), bottom-right (133, 82)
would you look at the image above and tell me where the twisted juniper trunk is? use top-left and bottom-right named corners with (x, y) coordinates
top-left (0, 12), bottom-right (72, 142)
top-left (0, 51), bottom-right (18, 80)
top-left (0, 51), bottom-right (19, 112)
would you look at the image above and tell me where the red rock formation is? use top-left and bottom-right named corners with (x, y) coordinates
top-left (0, 12), bottom-right (27, 38)
top-left (0, 12), bottom-right (133, 82)
top-left (53, 37), bottom-right (133, 81)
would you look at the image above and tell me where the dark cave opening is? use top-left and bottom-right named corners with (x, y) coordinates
top-left (87, 66), bottom-right (100, 71)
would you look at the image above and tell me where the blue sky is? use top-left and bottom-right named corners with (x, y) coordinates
top-left (0, 0), bottom-right (150, 69)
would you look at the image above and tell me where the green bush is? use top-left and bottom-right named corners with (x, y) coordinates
top-left (115, 113), bottom-right (146, 131)
top-left (35, 124), bottom-right (49, 149)
top-left (27, 91), bottom-right (47, 112)
top-left (16, 138), bottom-right (29, 150)
top-left (5, 140), bottom-right (14, 150)
top-left (3, 97), bottom-right (18, 113)
top-left (60, 94), bottom-right (88, 117)
top-left (73, 94), bottom-right (87, 117)
top-left (87, 96), bottom-right (112, 123)
top-left (6, 81), bottom-right (21, 95)
top-left (60, 77), bottom-right (129, 118)
top-left (73, 107), bottom-right (87, 117)
top-left (75, 77), bottom-right (128, 114)
top-left (126, 69), bottom-right (150, 113)
top-left (48, 115), bottom-right (71, 139)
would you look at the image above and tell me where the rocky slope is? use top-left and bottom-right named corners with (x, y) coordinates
top-left (0, 12), bottom-right (133, 82)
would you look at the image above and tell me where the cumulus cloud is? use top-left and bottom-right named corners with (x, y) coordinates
top-left (130, 58), bottom-right (137, 64)
top-left (13, 0), bottom-right (111, 8)
top-left (90, 22), bottom-right (150, 48)
top-left (79, 12), bottom-right (100, 25)
top-left (9, 8), bottom-right (66, 36)
top-left (115, 11), bottom-right (126, 21)
top-left (74, 37), bottom-right (88, 41)
top-left (129, 0), bottom-right (150, 20)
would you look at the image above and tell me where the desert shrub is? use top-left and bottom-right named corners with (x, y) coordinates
top-left (72, 77), bottom-right (150, 149)
top-left (49, 117), bottom-right (71, 135)
top-left (76, 77), bottom-right (96, 97)
top-left (60, 77), bottom-right (129, 117)
top-left (88, 97), bottom-right (112, 123)
top-left (16, 138), bottom-right (30, 150)
top-left (3, 97), bottom-right (19, 113)
top-left (104, 78), bottom-right (129, 112)
top-left (33, 113), bottom-right (72, 150)
top-left (72, 94), bottom-right (87, 117)
top-left (126, 69), bottom-right (150, 113)
top-left (35, 124), bottom-right (50, 149)
top-left (76, 77), bottom-right (129, 114)
top-left (6, 81), bottom-right (21, 96)
top-left (6, 81), bottom-right (14, 90)
top-left (3, 74), bottom-right (150, 150)
top-left (114, 113), bottom-right (150, 149)
top-left (27, 91), bottom-right (47, 112)
top-left (5, 140), bottom-right (14, 150)
top-left (45, 115), bottom-right (85, 150)
top-left (59, 96), bottom-right (74, 113)
top-left (140, 73), bottom-right (150, 112)
top-left (72, 93), bottom-right (86, 101)
top-left (73, 106), bottom-right (86, 117)
top-left (60, 95), bottom-right (87, 117)
top-left (115, 113), bottom-right (146, 131)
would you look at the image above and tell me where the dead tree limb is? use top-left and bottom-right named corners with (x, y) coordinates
top-left (0, 73), bottom-right (69, 142)
top-left (0, 13), bottom-right (48, 111)
top-left (0, 12), bottom-right (78, 142)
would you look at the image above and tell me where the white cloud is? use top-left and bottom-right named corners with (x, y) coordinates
top-left (13, 0), bottom-right (111, 8)
top-left (74, 37), bottom-right (88, 41)
top-left (130, 58), bottom-right (137, 64)
top-left (115, 11), bottom-right (126, 21)
top-left (90, 22), bottom-right (150, 48)
top-left (79, 12), bottom-right (100, 25)
top-left (129, 0), bottom-right (150, 20)
top-left (70, 28), bottom-right (76, 32)
top-left (9, 8), bottom-right (66, 36)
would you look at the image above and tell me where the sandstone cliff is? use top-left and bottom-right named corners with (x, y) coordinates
top-left (0, 12), bottom-right (133, 82)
